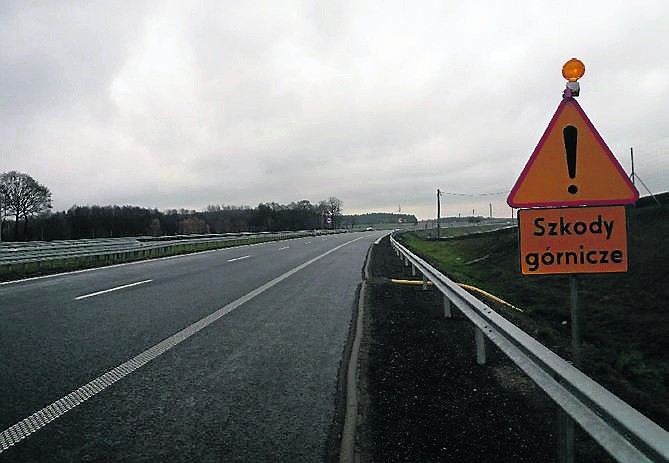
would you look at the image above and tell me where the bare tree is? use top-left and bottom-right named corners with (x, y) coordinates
top-left (327, 196), bottom-right (343, 216)
top-left (327, 196), bottom-right (343, 228)
top-left (0, 171), bottom-right (52, 240)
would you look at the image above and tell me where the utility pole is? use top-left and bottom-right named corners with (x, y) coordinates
top-left (630, 147), bottom-right (635, 186)
top-left (489, 203), bottom-right (492, 219)
top-left (436, 188), bottom-right (441, 240)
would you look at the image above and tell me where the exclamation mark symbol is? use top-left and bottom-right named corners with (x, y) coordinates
top-left (563, 125), bottom-right (578, 194)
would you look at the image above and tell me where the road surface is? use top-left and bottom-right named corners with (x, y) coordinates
top-left (0, 231), bottom-right (382, 462)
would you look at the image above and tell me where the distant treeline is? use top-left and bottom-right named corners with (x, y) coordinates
top-left (341, 212), bottom-right (418, 226)
top-left (0, 198), bottom-right (346, 241)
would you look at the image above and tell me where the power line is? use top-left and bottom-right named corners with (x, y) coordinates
top-left (437, 190), bottom-right (509, 197)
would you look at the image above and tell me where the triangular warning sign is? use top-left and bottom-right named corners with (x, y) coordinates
top-left (507, 97), bottom-right (639, 208)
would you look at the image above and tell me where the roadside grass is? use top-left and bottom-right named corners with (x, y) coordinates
top-left (411, 220), bottom-right (515, 240)
top-left (399, 202), bottom-right (669, 430)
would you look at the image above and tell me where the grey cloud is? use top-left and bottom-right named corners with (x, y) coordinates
top-left (1, 1), bottom-right (668, 219)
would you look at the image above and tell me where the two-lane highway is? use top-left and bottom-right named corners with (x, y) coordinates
top-left (0, 231), bottom-right (384, 462)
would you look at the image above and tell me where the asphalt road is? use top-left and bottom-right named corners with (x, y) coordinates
top-left (0, 231), bottom-right (383, 462)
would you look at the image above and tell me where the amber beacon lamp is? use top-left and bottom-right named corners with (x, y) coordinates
top-left (562, 57), bottom-right (585, 97)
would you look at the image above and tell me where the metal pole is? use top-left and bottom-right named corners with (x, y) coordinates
top-left (563, 266), bottom-right (579, 463)
top-left (630, 147), bottom-right (635, 186)
top-left (475, 327), bottom-right (486, 364)
top-left (557, 406), bottom-right (575, 463)
top-left (569, 274), bottom-right (580, 368)
top-left (443, 296), bottom-right (452, 318)
top-left (436, 188), bottom-right (441, 240)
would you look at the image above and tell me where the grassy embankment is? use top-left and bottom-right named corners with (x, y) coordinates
top-left (399, 200), bottom-right (669, 430)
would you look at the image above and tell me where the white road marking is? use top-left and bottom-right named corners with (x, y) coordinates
top-left (278, 246), bottom-right (290, 251)
top-left (227, 255), bottom-right (250, 262)
top-left (74, 280), bottom-right (153, 301)
top-left (0, 235), bottom-right (366, 454)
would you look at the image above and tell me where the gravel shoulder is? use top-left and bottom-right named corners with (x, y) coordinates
top-left (355, 235), bottom-right (612, 462)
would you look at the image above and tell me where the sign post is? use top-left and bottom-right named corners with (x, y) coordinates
top-left (507, 58), bottom-right (639, 463)
top-left (569, 274), bottom-right (580, 367)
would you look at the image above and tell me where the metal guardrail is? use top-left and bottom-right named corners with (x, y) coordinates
top-left (0, 240), bottom-right (145, 264)
top-left (0, 230), bottom-right (345, 276)
top-left (390, 234), bottom-right (669, 463)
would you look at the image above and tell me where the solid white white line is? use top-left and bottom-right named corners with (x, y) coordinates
top-left (227, 255), bottom-right (250, 262)
top-left (0, 235), bottom-right (367, 454)
top-left (74, 280), bottom-right (153, 301)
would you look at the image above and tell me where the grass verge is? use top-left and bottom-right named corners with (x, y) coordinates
top-left (399, 202), bottom-right (669, 430)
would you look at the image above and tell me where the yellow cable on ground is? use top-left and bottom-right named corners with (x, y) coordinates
top-left (390, 279), bottom-right (432, 286)
top-left (457, 283), bottom-right (523, 312)
top-left (389, 279), bottom-right (523, 312)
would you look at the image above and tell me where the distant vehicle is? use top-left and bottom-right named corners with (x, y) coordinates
top-left (365, 227), bottom-right (374, 231)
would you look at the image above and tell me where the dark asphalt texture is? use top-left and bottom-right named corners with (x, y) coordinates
top-left (1, 232), bottom-right (382, 462)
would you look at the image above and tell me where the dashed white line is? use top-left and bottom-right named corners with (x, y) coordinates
top-left (278, 246), bottom-right (290, 251)
top-left (74, 280), bottom-right (153, 301)
top-left (0, 235), bottom-right (367, 455)
top-left (227, 255), bottom-right (250, 262)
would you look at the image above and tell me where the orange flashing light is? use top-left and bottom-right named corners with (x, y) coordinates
top-left (562, 58), bottom-right (585, 82)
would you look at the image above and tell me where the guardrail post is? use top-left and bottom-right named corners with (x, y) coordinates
top-left (443, 296), bottom-right (452, 318)
top-left (557, 408), bottom-right (575, 463)
top-left (403, 255), bottom-right (409, 267)
top-left (411, 263), bottom-right (417, 276)
top-left (475, 327), bottom-right (486, 365)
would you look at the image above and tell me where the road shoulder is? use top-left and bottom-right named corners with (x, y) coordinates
top-left (354, 235), bottom-right (561, 462)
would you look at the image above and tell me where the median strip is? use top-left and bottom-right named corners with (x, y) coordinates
top-left (74, 280), bottom-right (153, 300)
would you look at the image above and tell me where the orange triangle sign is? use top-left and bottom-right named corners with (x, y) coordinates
top-left (507, 97), bottom-right (639, 208)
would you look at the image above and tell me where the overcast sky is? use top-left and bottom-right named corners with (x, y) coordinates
top-left (2, 1), bottom-right (668, 219)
